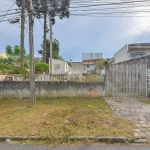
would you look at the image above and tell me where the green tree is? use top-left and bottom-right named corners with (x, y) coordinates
top-left (38, 39), bottom-right (63, 63)
top-left (35, 62), bottom-right (49, 74)
top-left (96, 59), bottom-right (108, 68)
top-left (14, 45), bottom-right (21, 56)
top-left (5, 45), bottom-right (13, 56)
top-left (0, 45), bottom-right (29, 74)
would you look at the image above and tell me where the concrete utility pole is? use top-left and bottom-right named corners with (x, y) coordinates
top-left (49, 19), bottom-right (53, 81)
top-left (28, 0), bottom-right (35, 107)
top-left (43, 13), bottom-right (47, 62)
top-left (20, 0), bottom-right (25, 67)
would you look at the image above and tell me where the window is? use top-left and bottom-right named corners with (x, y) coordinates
top-left (87, 65), bottom-right (90, 68)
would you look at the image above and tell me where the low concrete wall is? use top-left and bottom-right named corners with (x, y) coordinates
top-left (0, 81), bottom-right (104, 99)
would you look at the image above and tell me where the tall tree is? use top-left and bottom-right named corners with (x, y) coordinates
top-left (38, 39), bottom-right (63, 63)
top-left (16, 0), bottom-right (25, 67)
top-left (38, 0), bottom-right (70, 63)
top-left (41, 0), bottom-right (48, 63)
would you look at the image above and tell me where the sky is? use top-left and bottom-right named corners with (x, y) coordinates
top-left (1, 0), bottom-right (150, 62)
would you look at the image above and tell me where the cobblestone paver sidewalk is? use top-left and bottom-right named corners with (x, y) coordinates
top-left (104, 97), bottom-right (150, 139)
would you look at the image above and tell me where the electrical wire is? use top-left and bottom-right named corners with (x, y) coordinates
top-left (0, 2), bottom-right (16, 22)
top-left (135, 24), bottom-right (150, 43)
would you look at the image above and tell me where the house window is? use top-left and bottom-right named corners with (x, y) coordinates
top-left (84, 66), bottom-right (86, 71)
top-left (87, 65), bottom-right (90, 68)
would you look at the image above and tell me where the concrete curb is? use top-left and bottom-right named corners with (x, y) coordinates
top-left (0, 136), bottom-right (128, 143)
top-left (1, 136), bottom-right (150, 143)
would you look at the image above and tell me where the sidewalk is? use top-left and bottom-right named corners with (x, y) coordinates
top-left (104, 97), bottom-right (150, 139)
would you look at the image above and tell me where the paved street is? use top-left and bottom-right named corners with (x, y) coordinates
top-left (0, 143), bottom-right (150, 150)
top-left (105, 97), bottom-right (150, 139)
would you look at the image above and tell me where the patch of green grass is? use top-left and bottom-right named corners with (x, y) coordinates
top-left (138, 99), bottom-right (150, 104)
top-left (0, 97), bottom-right (136, 138)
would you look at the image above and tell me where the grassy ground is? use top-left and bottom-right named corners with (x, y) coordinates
top-left (0, 97), bottom-right (136, 138)
top-left (138, 99), bottom-right (150, 104)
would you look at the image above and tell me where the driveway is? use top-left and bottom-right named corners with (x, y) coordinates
top-left (104, 97), bottom-right (150, 139)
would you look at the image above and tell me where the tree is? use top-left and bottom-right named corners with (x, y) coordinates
top-left (16, 0), bottom-right (25, 67)
top-left (5, 45), bottom-right (21, 57)
top-left (35, 62), bottom-right (49, 74)
top-left (5, 45), bottom-right (13, 56)
top-left (39, 0), bottom-right (70, 63)
top-left (38, 39), bottom-right (63, 63)
top-left (96, 59), bottom-right (108, 69)
top-left (2, 45), bottom-right (30, 74)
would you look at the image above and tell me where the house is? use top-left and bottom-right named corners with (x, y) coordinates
top-left (49, 59), bottom-right (72, 75)
top-left (109, 43), bottom-right (150, 64)
top-left (69, 62), bottom-right (82, 80)
top-left (0, 52), bottom-right (7, 58)
top-left (82, 53), bottom-right (103, 74)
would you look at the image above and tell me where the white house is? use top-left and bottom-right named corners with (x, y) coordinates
top-left (49, 59), bottom-right (72, 75)
top-left (109, 43), bottom-right (150, 64)
top-left (82, 53), bottom-right (103, 74)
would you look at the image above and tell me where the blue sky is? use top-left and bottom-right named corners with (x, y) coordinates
top-left (1, 0), bottom-right (150, 62)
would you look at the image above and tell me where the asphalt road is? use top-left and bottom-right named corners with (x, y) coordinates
top-left (0, 144), bottom-right (150, 150)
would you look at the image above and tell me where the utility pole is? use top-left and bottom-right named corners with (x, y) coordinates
top-left (43, 13), bottom-right (47, 62)
top-left (20, 0), bottom-right (25, 67)
top-left (50, 18), bottom-right (53, 81)
top-left (28, 0), bottom-right (35, 107)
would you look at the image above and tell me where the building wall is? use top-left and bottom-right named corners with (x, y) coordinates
top-left (0, 81), bottom-right (105, 99)
top-left (50, 59), bottom-right (65, 74)
top-left (35, 74), bottom-right (50, 81)
top-left (82, 64), bottom-right (96, 74)
top-left (49, 59), bottom-right (71, 75)
top-left (129, 49), bottom-right (150, 54)
top-left (71, 62), bottom-right (82, 75)
top-left (82, 53), bottom-right (102, 61)
top-left (0, 52), bottom-right (7, 58)
top-left (114, 45), bottom-right (131, 63)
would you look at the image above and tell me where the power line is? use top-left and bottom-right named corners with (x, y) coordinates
top-left (135, 24), bottom-right (150, 43)
top-left (0, 28), bottom-right (11, 35)
top-left (0, 2), bottom-right (16, 22)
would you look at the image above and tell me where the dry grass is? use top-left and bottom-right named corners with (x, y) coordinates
top-left (0, 97), bottom-right (136, 138)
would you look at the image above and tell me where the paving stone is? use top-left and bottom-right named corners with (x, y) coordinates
top-left (145, 117), bottom-right (150, 121)
top-left (134, 133), bottom-right (140, 138)
top-left (137, 132), bottom-right (148, 138)
top-left (146, 132), bottom-right (150, 137)
top-left (136, 124), bottom-right (141, 128)
top-left (140, 128), bottom-right (149, 132)
top-left (134, 129), bottom-right (140, 132)
top-left (104, 97), bottom-right (150, 139)
top-left (139, 121), bottom-right (146, 124)
top-left (140, 124), bottom-right (148, 128)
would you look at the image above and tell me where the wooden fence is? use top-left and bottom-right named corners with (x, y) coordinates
top-left (105, 55), bottom-right (150, 97)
